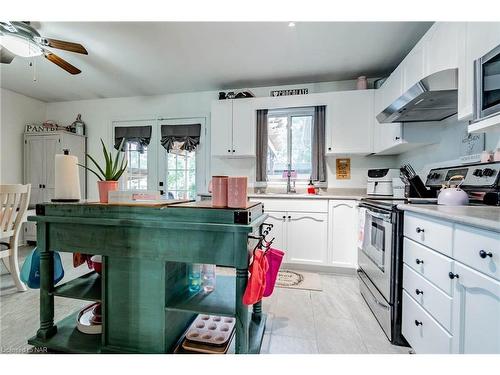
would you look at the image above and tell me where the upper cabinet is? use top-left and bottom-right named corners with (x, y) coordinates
top-left (211, 98), bottom-right (256, 157)
top-left (424, 22), bottom-right (462, 77)
top-left (458, 22), bottom-right (500, 125)
top-left (325, 89), bottom-right (374, 154)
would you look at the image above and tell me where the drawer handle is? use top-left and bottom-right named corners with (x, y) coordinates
top-left (479, 250), bottom-right (493, 259)
top-left (415, 289), bottom-right (424, 295)
top-left (415, 258), bottom-right (424, 265)
top-left (449, 272), bottom-right (459, 280)
top-left (414, 320), bottom-right (423, 327)
top-left (416, 227), bottom-right (424, 233)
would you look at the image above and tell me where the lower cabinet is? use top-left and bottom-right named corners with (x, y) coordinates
top-left (451, 262), bottom-right (500, 354)
top-left (328, 200), bottom-right (358, 268)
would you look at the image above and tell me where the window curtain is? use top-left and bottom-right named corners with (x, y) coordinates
top-left (311, 106), bottom-right (326, 182)
top-left (255, 109), bottom-right (268, 182)
top-left (160, 123), bottom-right (201, 153)
top-left (114, 125), bottom-right (152, 154)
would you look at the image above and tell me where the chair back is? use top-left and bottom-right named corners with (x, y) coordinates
top-left (0, 184), bottom-right (31, 238)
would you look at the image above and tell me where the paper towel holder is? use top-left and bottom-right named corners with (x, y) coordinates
top-left (51, 149), bottom-right (81, 203)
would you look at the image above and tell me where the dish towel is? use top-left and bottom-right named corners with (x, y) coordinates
top-left (242, 249), bottom-right (269, 305)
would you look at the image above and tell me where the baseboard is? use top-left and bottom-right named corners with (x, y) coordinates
top-left (281, 262), bottom-right (357, 276)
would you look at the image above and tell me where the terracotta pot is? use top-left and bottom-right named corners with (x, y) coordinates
top-left (97, 180), bottom-right (119, 203)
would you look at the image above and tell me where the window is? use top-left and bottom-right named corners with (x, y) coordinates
top-left (123, 141), bottom-right (148, 190)
top-left (267, 107), bottom-right (313, 180)
top-left (166, 149), bottom-right (196, 199)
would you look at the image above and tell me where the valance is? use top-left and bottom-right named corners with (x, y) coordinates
top-left (114, 126), bottom-right (152, 153)
top-left (160, 124), bottom-right (201, 153)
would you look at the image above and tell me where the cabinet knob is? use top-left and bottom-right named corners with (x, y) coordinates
top-left (416, 227), bottom-right (424, 233)
top-left (282, 215), bottom-right (286, 220)
top-left (415, 289), bottom-right (424, 295)
top-left (328, 147), bottom-right (332, 151)
top-left (395, 136), bottom-right (401, 140)
top-left (449, 272), bottom-right (459, 280)
top-left (232, 149), bottom-right (235, 153)
top-left (415, 258), bottom-right (424, 265)
top-left (479, 250), bottom-right (493, 259)
top-left (414, 320), bottom-right (423, 327)
top-left (227, 149), bottom-right (231, 153)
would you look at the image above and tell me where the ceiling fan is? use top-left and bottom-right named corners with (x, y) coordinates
top-left (0, 21), bottom-right (87, 75)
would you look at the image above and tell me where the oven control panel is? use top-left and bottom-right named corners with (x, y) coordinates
top-left (426, 161), bottom-right (500, 188)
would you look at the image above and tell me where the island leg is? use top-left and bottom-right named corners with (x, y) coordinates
top-left (36, 222), bottom-right (57, 339)
top-left (252, 301), bottom-right (262, 321)
top-left (235, 267), bottom-right (249, 354)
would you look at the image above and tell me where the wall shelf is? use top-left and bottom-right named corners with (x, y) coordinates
top-left (53, 272), bottom-right (101, 302)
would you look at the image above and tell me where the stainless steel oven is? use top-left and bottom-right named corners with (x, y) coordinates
top-left (474, 43), bottom-right (500, 121)
top-left (357, 200), bottom-right (407, 346)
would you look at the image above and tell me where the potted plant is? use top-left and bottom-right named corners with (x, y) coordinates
top-left (78, 139), bottom-right (128, 203)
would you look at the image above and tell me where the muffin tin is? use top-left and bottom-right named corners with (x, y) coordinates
top-left (185, 314), bottom-right (235, 346)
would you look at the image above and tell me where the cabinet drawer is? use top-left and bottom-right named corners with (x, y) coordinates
top-left (403, 237), bottom-right (453, 295)
top-left (251, 198), bottom-right (328, 213)
top-left (402, 291), bottom-right (452, 354)
top-left (404, 212), bottom-right (453, 256)
top-left (454, 225), bottom-right (500, 281)
top-left (403, 264), bottom-right (453, 332)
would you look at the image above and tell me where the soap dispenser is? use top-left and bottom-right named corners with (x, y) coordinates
top-left (307, 179), bottom-right (316, 195)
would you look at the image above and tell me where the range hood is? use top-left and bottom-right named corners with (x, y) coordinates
top-left (376, 68), bottom-right (458, 123)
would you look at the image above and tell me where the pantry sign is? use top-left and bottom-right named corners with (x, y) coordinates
top-left (336, 158), bottom-right (351, 180)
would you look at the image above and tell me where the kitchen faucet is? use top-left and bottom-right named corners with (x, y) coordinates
top-left (286, 163), bottom-right (296, 193)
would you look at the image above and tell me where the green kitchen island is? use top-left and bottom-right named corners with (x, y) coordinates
top-left (27, 200), bottom-right (268, 354)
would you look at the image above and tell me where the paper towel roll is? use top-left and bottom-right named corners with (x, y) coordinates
top-left (54, 151), bottom-right (81, 201)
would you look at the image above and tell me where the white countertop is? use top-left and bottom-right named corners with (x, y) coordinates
top-left (199, 188), bottom-right (367, 200)
top-left (397, 204), bottom-right (500, 232)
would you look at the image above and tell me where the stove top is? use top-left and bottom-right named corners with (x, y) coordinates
top-left (361, 196), bottom-right (438, 210)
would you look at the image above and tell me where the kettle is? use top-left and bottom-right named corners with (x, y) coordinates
top-left (437, 175), bottom-right (469, 206)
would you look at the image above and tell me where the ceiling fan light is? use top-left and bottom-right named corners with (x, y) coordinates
top-left (0, 34), bottom-right (42, 58)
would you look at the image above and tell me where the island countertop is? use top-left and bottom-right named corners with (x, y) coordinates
top-left (397, 204), bottom-right (500, 232)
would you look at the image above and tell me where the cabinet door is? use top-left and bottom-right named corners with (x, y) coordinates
top-left (264, 211), bottom-right (287, 259)
top-left (452, 262), bottom-right (500, 354)
top-left (43, 136), bottom-right (60, 202)
top-left (425, 22), bottom-right (462, 76)
top-left (210, 100), bottom-right (233, 156)
top-left (286, 212), bottom-right (328, 265)
top-left (382, 65), bottom-right (404, 109)
top-left (328, 200), bottom-right (358, 268)
top-left (403, 42), bottom-right (425, 91)
top-left (373, 88), bottom-right (402, 153)
top-left (232, 99), bottom-right (256, 156)
top-left (327, 90), bottom-right (374, 154)
top-left (25, 136), bottom-right (45, 206)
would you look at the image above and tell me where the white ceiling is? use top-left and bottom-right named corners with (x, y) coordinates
top-left (0, 22), bottom-right (432, 102)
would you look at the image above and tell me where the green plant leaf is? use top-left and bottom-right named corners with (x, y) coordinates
top-left (101, 139), bottom-right (112, 179)
top-left (85, 154), bottom-right (105, 180)
top-left (77, 163), bottom-right (103, 181)
top-left (112, 159), bottom-right (128, 180)
top-left (111, 139), bottom-right (125, 177)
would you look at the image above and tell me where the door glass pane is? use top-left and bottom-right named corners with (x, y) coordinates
top-left (267, 116), bottom-right (288, 179)
top-left (124, 141), bottom-right (148, 190)
top-left (165, 150), bottom-right (196, 200)
top-left (291, 115), bottom-right (312, 179)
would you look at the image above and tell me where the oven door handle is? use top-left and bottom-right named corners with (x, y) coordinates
top-left (366, 211), bottom-right (392, 222)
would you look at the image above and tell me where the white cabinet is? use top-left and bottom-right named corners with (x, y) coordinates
top-left (325, 90), bottom-right (374, 154)
top-left (286, 212), bottom-right (328, 265)
top-left (264, 210), bottom-right (287, 254)
top-left (328, 200), bottom-right (358, 268)
top-left (403, 43), bottom-right (425, 91)
top-left (210, 99), bottom-right (256, 157)
top-left (452, 262), bottom-right (500, 354)
top-left (424, 22), bottom-right (462, 77)
top-left (24, 131), bottom-right (87, 218)
top-left (458, 22), bottom-right (500, 121)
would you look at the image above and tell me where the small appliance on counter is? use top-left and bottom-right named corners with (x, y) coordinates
top-left (366, 168), bottom-right (400, 196)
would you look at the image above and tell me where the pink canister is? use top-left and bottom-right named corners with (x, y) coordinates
top-left (212, 176), bottom-right (228, 208)
top-left (227, 176), bottom-right (248, 208)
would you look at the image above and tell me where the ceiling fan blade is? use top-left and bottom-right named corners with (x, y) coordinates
top-left (44, 52), bottom-right (81, 75)
top-left (44, 38), bottom-right (88, 55)
top-left (0, 48), bottom-right (16, 64)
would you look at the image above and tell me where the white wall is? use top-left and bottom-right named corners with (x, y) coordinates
top-left (45, 79), bottom-right (397, 199)
top-left (397, 115), bottom-right (500, 175)
top-left (0, 88), bottom-right (47, 184)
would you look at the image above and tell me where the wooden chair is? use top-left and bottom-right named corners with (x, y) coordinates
top-left (0, 184), bottom-right (31, 292)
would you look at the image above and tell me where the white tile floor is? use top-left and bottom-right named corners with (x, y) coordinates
top-left (260, 274), bottom-right (409, 354)
top-left (1, 247), bottom-right (409, 354)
